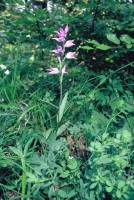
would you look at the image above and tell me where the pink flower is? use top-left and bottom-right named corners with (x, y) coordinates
top-left (52, 37), bottom-right (65, 42)
top-left (62, 65), bottom-right (67, 74)
top-left (57, 24), bottom-right (69, 37)
top-left (65, 24), bottom-right (69, 35)
top-left (65, 40), bottom-right (75, 48)
top-left (48, 67), bottom-right (59, 74)
top-left (57, 29), bottom-right (65, 37)
top-left (56, 53), bottom-right (61, 61)
top-left (53, 24), bottom-right (69, 42)
top-left (47, 66), bottom-right (68, 75)
top-left (51, 45), bottom-right (64, 54)
top-left (66, 52), bottom-right (75, 59)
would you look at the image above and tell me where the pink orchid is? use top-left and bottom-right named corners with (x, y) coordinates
top-left (51, 45), bottom-right (64, 54)
top-left (56, 53), bottom-right (61, 61)
top-left (52, 37), bottom-right (65, 42)
top-left (49, 24), bottom-right (75, 76)
top-left (57, 24), bottom-right (69, 37)
top-left (57, 29), bottom-right (65, 37)
top-left (62, 65), bottom-right (67, 74)
top-left (53, 24), bottom-right (69, 42)
top-left (65, 40), bottom-right (75, 48)
top-left (48, 67), bottom-right (59, 74)
top-left (65, 24), bottom-right (69, 35)
top-left (66, 52), bottom-right (75, 59)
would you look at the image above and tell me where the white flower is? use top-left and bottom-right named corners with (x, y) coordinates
top-left (0, 64), bottom-right (6, 70)
top-left (4, 70), bottom-right (10, 75)
top-left (26, 35), bottom-right (31, 38)
top-left (68, 155), bottom-right (73, 159)
top-left (0, 98), bottom-right (4, 102)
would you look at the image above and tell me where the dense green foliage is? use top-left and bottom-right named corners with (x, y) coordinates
top-left (0, 0), bottom-right (134, 199)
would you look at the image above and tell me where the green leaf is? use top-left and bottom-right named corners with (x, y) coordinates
top-left (9, 146), bottom-right (23, 158)
top-left (106, 180), bottom-right (112, 187)
top-left (126, 44), bottom-right (133, 49)
top-left (45, 128), bottom-right (53, 140)
top-left (24, 138), bottom-right (33, 155)
top-left (118, 180), bottom-right (125, 189)
top-left (57, 121), bottom-right (70, 136)
top-left (116, 190), bottom-right (122, 198)
top-left (88, 146), bottom-right (94, 151)
top-left (26, 14), bottom-right (36, 23)
top-left (58, 92), bottom-right (68, 123)
top-left (81, 46), bottom-right (94, 50)
top-left (89, 191), bottom-right (95, 200)
top-left (68, 190), bottom-right (76, 198)
top-left (6, 32), bottom-right (18, 38)
top-left (106, 186), bottom-right (113, 192)
top-left (90, 182), bottom-right (98, 189)
top-left (86, 40), bottom-right (100, 46)
top-left (26, 172), bottom-right (38, 182)
top-left (16, 0), bottom-right (24, 5)
top-left (96, 155), bottom-right (112, 165)
top-left (99, 75), bottom-right (107, 84)
top-left (60, 171), bottom-right (70, 178)
top-left (107, 34), bottom-right (120, 45)
top-left (6, 0), bottom-right (12, 3)
top-left (120, 34), bottom-right (132, 44)
top-left (97, 44), bottom-right (111, 50)
top-left (122, 130), bottom-right (131, 143)
top-left (95, 141), bottom-right (101, 150)
top-left (67, 159), bottom-right (77, 170)
top-left (102, 132), bottom-right (109, 140)
top-left (58, 190), bottom-right (68, 198)
top-left (48, 186), bottom-right (54, 198)
top-left (120, 149), bottom-right (127, 156)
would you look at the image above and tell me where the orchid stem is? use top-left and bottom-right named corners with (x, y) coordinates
top-left (59, 73), bottom-right (63, 105)
top-left (59, 56), bottom-right (64, 106)
top-left (58, 57), bottom-right (63, 123)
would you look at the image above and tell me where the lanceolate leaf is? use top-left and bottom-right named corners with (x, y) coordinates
top-left (57, 121), bottom-right (70, 136)
top-left (120, 34), bottom-right (132, 44)
top-left (81, 46), bottom-right (94, 50)
top-left (86, 40), bottom-right (100, 46)
top-left (9, 146), bottom-right (23, 158)
top-left (58, 92), bottom-right (68, 123)
top-left (90, 182), bottom-right (98, 189)
top-left (97, 44), bottom-right (111, 50)
top-left (107, 34), bottom-right (120, 45)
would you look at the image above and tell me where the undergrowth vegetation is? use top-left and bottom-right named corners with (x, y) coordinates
top-left (0, 0), bottom-right (134, 199)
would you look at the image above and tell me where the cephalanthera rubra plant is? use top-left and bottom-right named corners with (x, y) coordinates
top-left (48, 24), bottom-right (75, 123)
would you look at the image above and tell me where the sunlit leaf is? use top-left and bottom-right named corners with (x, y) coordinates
top-left (97, 44), bottom-right (111, 50)
top-left (107, 34), bottom-right (120, 45)
top-left (81, 46), bottom-right (94, 50)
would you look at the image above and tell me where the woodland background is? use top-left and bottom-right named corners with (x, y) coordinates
top-left (0, 0), bottom-right (134, 199)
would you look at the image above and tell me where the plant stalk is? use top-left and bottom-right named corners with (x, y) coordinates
top-left (21, 158), bottom-right (26, 200)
